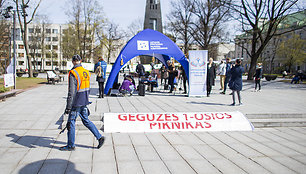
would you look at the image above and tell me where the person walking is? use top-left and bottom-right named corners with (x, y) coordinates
top-left (206, 58), bottom-right (216, 97)
top-left (179, 65), bottom-right (188, 94)
top-left (221, 58), bottom-right (232, 94)
top-left (61, 55), bottom-right (105, 151)
top-left (218, 60), bottom-right (226, 91)
top-left (94, 57), bottom-right (107, 98)
top-left (253, 63), bottom-right (263, 92)
top-left (229, 59), bottom-right (244, 106)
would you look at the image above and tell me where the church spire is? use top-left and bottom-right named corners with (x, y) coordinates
top-left (144, 0), bottom-right (163, 33)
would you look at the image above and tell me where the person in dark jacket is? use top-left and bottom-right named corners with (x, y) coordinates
top-left (94, 57), bottom-right (107, 98)
top-left (221, 58), bottom-right (232, 94)
top-left (136, 61), bottom-right (145, 77)
top-left (61, 55), bottom-right (105, 151)
top-left (206, 58), bottom-right (216, 97)
top-left (229, 59), bottom-right (244, 106)
top-left (253, 63), bottom-right (263, 91)
top-left (167, 60), bottom-right (175, 93)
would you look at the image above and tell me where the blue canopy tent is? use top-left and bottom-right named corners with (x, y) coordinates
top-left (104, 29), bottom-right (189, 94)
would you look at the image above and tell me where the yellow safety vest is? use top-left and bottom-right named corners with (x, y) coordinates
top-left (69, 66), bottom-right (90, 107)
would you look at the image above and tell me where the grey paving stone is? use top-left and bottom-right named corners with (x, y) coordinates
top-left (187, 159), bottom-right (221, 174)
top-left (93, 145), bottom-right (116, 162)
top-left (145, 133), bottom-right (170, 145)
top-left (117, 161), bottom-right (144, 174)
top-left (193, 144), bottom-right (224, 160)
top-left (141, 161), bottom-right (171, 174)
top-left (271, 156), bottom-right (306, 173)
top-left (129, 133), bottom-right (152, 146)
top-left (173, 145), bottom-right (204, 160)
top-left (69, 148), bottom-right (93, 163)
top-left (177, 132), bottom-right (205, 145)
top-left (92, 162), bottom-right (117, 174)
top-left (134, 145), bottom-right (161, 161)
top-left (209, 158), bottom-right (247, 174)
top-left (38, 160), bottom-right (68, 174)
top-left (11, 161), bottom-right (44, 174)
top-left (66, 162), bottom-right (91, 174)
top-left (114, 145), bottom-right (139, 162)
top-left (153, 145), bottom-right (183, 161)
top-left (162, 132), bottom-right (186, 145)
top-left (251, 156), bottom-right (296, 174)
top-left (164, 160), bottom-right (197, 174)
top-left (112, 133), bottom-right (132, 146)
top-left (19, 148), bottom-right (51, 164)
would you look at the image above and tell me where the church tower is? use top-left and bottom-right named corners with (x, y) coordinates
top-left (144, 0), bottom-right (163, 33)
top-left (141, 0), bottom-right (163, 64)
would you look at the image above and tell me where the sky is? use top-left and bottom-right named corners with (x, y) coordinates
top-left (38, 0), bottom-right (171, 29)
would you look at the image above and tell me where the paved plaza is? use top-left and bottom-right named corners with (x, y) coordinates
top-left (0, 74), bottom-right (306, 174)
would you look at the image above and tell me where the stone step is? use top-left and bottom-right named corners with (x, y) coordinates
top-left (250, 118), bottom-right (306, 128)
top-left (246, 113), bottom-right (306, 119)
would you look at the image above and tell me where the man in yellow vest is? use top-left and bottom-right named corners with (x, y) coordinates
top-left (60, 55), bottom-right (105, 151)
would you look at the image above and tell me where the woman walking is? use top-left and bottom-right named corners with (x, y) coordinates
top-left (229, 59), bottom-right (244, 106)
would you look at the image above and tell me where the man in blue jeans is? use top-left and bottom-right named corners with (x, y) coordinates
top-left (60, 55), bottom-right (105, 151)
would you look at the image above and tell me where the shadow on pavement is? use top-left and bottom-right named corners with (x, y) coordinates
top-left (6, 133), bottom-right (94, 149)
top-left (187, 101), bottom-right (228, 106)
top-left (18, 159), bottom-right (84, 174)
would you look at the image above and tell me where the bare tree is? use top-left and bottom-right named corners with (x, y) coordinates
top-left (97, 21), bottom-right (125, 63)
top-left (167, 0), bottom-right (194, 56)
top-left (0, 17), bottom-right (11, 74)
top-left (13, 0), bottom-right (41, 77)
top-left (65, 0), bottom-right (104, 62)
top-left (230, 0), bottom-right (299, 80)
top-left (127, 18), bottom-right (143, 39)
top-left (190, 0), bottom-right (231, 54)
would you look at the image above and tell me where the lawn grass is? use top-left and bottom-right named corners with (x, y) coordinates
top-left (0, 77), bottom-right (46, 93)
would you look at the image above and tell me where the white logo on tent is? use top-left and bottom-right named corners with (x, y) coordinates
top-left (137, 40), bottom-right (149, 50)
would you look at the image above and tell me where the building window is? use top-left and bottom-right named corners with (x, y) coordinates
top-left (52, 37), bottom-right (58, 42)
top-left (18, 61), bottom-right (24, 65)
top-left (45, 37), bottom-right (51, 41)
top-left (149, 18), bottom-right (157, 30)
top-left (36, 28), bottom-right (41, 33)
top-left (45, 45), bottom-right (51, 50)
top-left (46, 61), bottom-right (51, 66)
top-left (18, 53), bottom-right (24, 57)
top-left (52, 45), bottom-right (58, 50)
top-left (52, 29), bottom-right (58, 34)
top-left (46, 29), bottom-right (51, 34)
top-left (28, 28), bottom-right (34, 33)
top-left (18, 45), bottom-right (24, 49)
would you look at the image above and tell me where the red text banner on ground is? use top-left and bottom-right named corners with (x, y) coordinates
top-left (104, 111), bottom-right (254, 133)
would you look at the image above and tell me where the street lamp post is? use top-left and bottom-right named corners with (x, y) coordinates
top-left (2, 6), bottom-right (17, 89)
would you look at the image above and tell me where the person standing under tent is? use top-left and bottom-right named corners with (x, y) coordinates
top-left (167, 60), bottom-right (175, 93)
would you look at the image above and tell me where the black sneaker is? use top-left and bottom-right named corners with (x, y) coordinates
top-left (97, 136), bottom-right (105, 149)
top-left (59, 146), bottom-right (75, 151)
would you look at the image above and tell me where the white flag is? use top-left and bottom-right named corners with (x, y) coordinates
top-left (6, 59), bottom-right (14, 74)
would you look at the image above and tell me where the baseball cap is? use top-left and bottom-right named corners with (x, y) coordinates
top-left (72, 55), bottom-right (82, 61)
